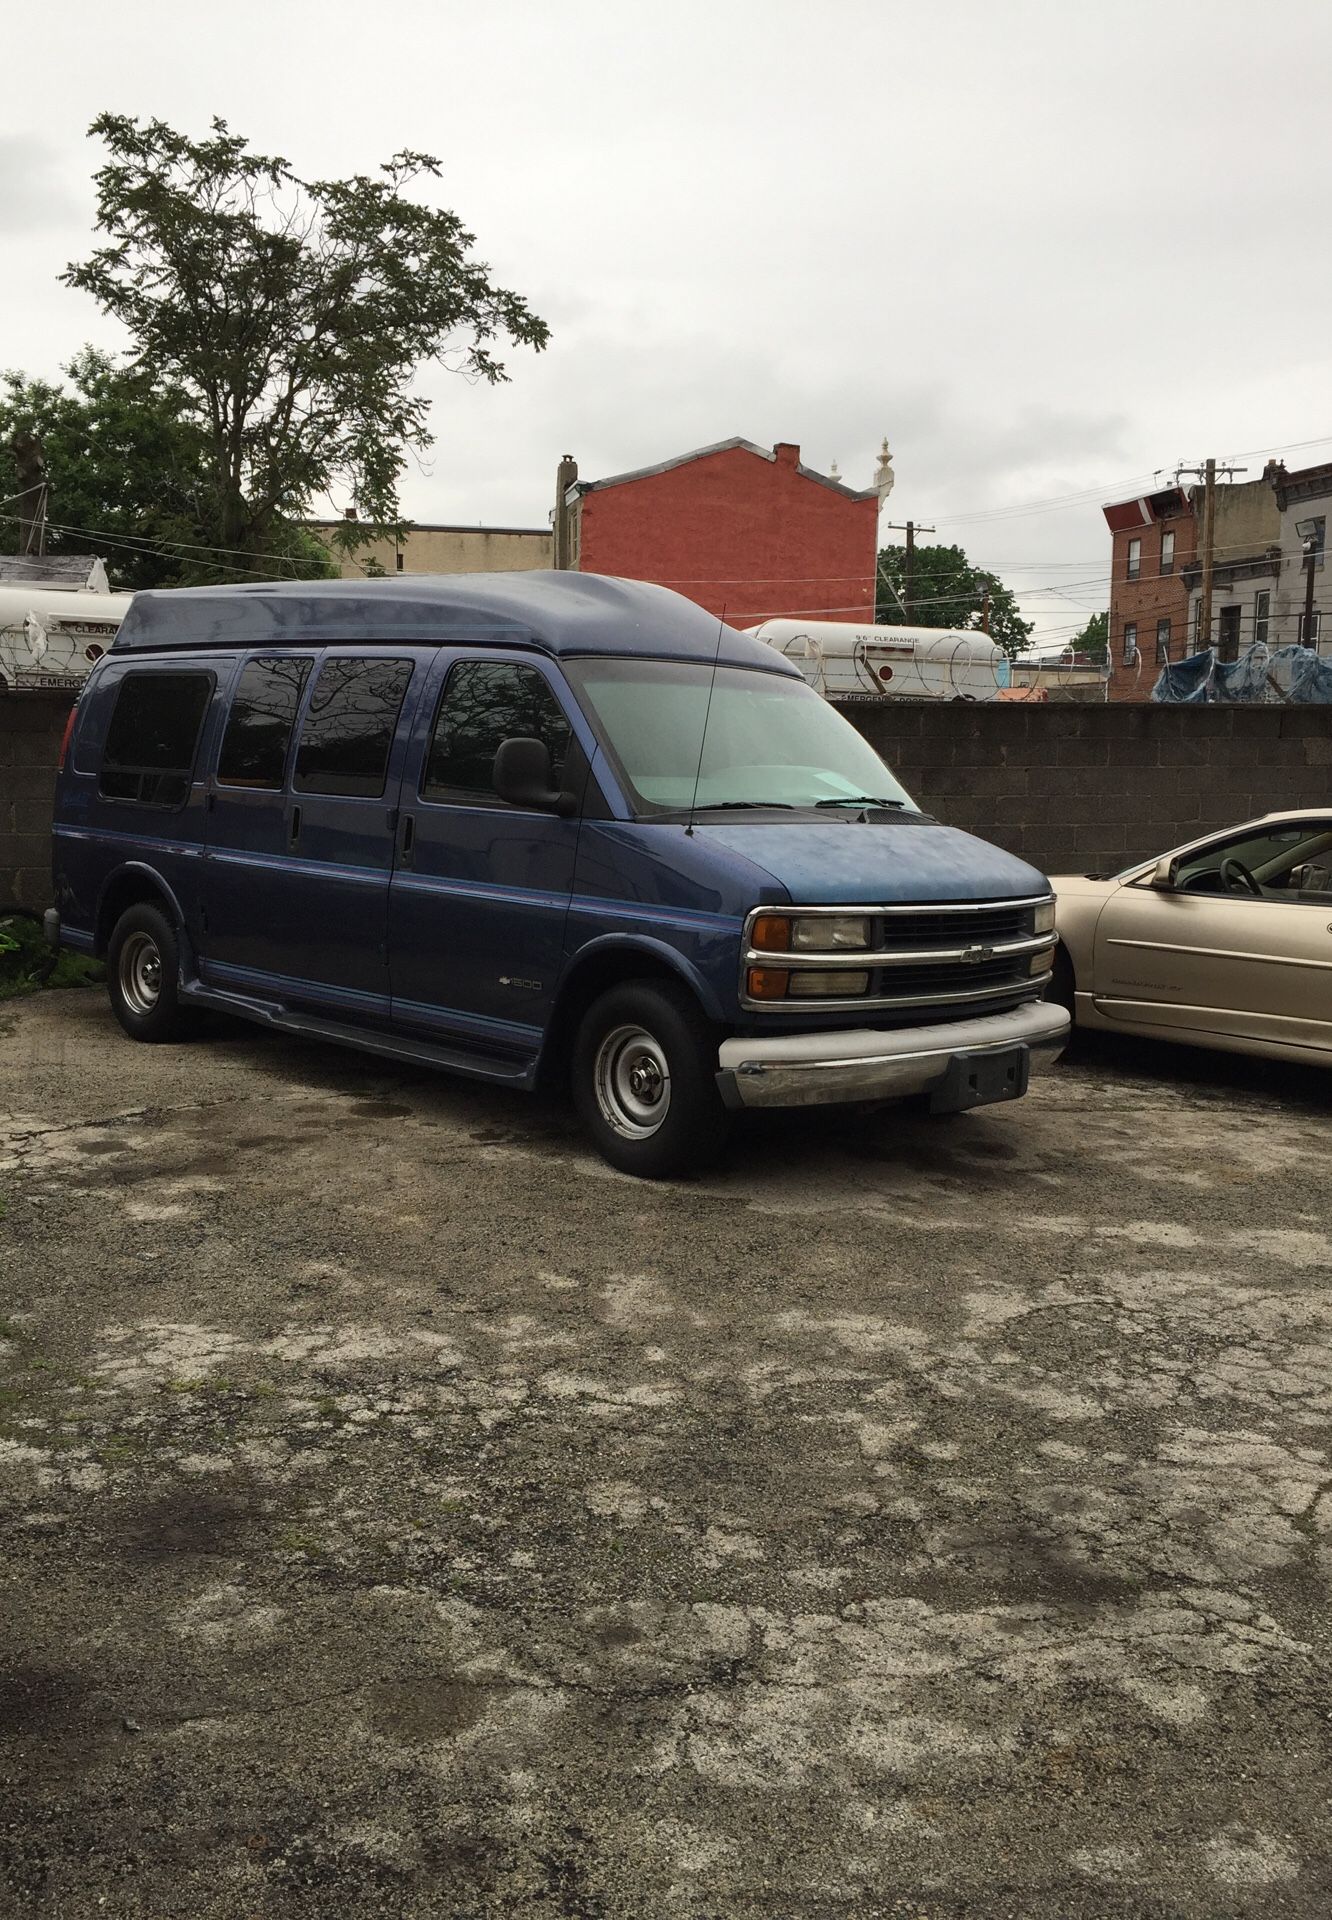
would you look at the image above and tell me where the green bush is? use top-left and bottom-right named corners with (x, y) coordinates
top-left (0, 914), bottom-right (104, 999)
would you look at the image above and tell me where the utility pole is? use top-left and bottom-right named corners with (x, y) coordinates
top-left (882, 520), bottom-right (934, 622)
top-left (1199, 457), bottom-right (1216, 654)
top-left (1175, 458), bottom-right (1245, 651)
top-left (980, 575), bottom-right (992, 636)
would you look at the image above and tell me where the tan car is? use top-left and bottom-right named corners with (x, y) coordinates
top-left (1050, 810), bottom-right (1332, 1067)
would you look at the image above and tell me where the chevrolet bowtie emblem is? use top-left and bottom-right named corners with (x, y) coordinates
top-left (960, 944), bottom-right (994, 965)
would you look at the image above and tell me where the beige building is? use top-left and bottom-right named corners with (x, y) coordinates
top-left (307, 518), bottom-right (552, 579)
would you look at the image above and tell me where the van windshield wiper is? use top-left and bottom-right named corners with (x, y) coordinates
top-left (700, 800), bottom-right (799, 810)
top-left (814, 795), bottom-right (910, 810)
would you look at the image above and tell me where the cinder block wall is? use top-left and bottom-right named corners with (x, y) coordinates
top-left (0, 694), bottom-right (72, 912)
top-left (837, 702), bottom-right (1332, 877)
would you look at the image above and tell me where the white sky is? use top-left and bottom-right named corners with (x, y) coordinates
top-left (6, 0), bottom-right (1332, 648)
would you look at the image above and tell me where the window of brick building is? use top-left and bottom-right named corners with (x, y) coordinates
top-left (1123, 621), bottom-right (1138, 665)
top-left (1156, 618), bottom-right (1171, 664)
top-left (1160, 529), bottom-right (1175, 575)
top-left (1126, 537), bottom-right (1141, 581)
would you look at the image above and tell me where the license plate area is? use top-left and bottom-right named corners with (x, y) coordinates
top-left (929, 1043), bottom-right (1029, 1114)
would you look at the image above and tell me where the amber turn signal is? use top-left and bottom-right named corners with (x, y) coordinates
top-left (746, 966), bottom-right (790, 1000)
top-left (751, 915), bottom-right (792, 953)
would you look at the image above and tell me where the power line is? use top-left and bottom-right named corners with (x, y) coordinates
top-left (0, 510), bottom-right (320, 581)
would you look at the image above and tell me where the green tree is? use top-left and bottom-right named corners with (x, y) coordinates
top-left (62, 114), bottom-right (549, 574)
top-left (876, 541), bottom-right (1033, 660)
top-left (0, 348), bottom-right (218, 589)
top-left (1070, 610), bottom-right (1108, 665)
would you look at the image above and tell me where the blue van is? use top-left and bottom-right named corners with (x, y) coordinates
top-left (48, 573), bottom-right (1068, 1176)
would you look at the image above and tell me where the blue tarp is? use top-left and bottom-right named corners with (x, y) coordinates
top-left (1153, 643), bottom-right (1332, 704)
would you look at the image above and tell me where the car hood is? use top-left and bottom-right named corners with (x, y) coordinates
top-left (1048, 872), bottom-right (1127, 901)
top-left (694, 818), bottom-right (1050, 905)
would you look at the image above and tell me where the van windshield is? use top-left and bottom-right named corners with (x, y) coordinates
top-left (565, 659), bottom-right (918, 815)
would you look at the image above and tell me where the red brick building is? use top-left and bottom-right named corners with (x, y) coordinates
top-left (1102, 486), bottom-right (1197, 699)
top-left (562, 438), bottom-right (879, 626)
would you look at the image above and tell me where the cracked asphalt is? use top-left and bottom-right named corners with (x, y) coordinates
top-left (3, 987), bottom-right (1332, 1918)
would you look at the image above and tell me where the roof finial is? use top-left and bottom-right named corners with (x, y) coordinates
top-left (874, 437), bottom-right (895, 504)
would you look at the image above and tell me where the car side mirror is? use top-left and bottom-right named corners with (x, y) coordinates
top-left (1151, 855), bottom-right (1178, 890)
top-left (493, 737), bottom-right (575, 816)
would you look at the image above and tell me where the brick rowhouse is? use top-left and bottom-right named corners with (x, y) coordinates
top-left (1102, 486), bottom-right (1197, 700)
top-left (565, 438), bottom-right (879, 625)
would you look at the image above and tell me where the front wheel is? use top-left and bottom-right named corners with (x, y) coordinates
top-left (572, 981), bottom-right (731, 1178)
top-left (1047, 943), bottom-right (1076, 1020)
top-left (106, 903), bottom-right (196, 1043)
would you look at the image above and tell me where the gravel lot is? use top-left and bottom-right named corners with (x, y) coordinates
top-left (3, 987), bottom-right (1332, 1919)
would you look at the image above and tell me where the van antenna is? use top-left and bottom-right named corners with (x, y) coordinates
top-left (685, 605), bottom-right (728, 838)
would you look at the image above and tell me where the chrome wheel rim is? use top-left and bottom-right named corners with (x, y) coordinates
top-left (119, 931), bottom-right (163, 1016)
top-left (594, 1024), bottom-right (671, 1140)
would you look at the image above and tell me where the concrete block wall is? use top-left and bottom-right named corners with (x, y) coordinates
top-left (837, 701), bottom-right (1332, 878)
top-left (0, 694), bottom-right (72, 912)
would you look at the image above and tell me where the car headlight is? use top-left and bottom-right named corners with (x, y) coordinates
top-left (751, 913), bottom-right (871, 953)
top-left (1033, 899), bottom-right (1056, 935)
top-left (792, 916), bottom-right (871, 951)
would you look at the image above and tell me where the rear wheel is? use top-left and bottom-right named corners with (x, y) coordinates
top-left (572, 981), bottom-right (730, 1178)
top-left (107, 903), bottom-right (196, 1043)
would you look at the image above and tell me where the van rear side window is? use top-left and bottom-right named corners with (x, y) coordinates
top-left (218, 656), bottom-right (313, 789)
top-left (293, 656), bottom-right (414, 798)
top-left (99, 671), bottom-right (213, 808)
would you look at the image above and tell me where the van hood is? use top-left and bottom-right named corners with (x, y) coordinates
top-left (693, 817), bottom-right (1049, 905)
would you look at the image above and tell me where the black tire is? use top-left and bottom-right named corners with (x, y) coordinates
top-left (106, 903), bottom-right (196, 1043)
top-left (572, 980), bottom-right (731, 1178)
top-left (1048, 943), bottom-right (1076, 1020)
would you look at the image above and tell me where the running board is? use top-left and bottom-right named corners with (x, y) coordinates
top-left (180, 982), bottom-right (537, 1087)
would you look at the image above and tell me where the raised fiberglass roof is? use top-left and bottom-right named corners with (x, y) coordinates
top-left (109, 570), bottom-right (796, 673)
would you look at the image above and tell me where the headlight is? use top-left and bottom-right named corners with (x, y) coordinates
top-left (753, 913), bottom-right (872, 953)
top-left (1033, 900), bottom-right (1056, 935)
top-left (792, 916), bottom-right (871, 951)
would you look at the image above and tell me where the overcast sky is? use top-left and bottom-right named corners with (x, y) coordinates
top-left (6, 0), bottom-right (1332, 647)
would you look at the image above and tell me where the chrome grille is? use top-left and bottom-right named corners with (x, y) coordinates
top-left (876, 903), bottom-right (1034, 951)
top-left (741, 896), bottom-right (1055, 1015)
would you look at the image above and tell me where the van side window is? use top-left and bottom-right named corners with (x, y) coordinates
top-left (423, 661), bottom-right (571, 804)
top-left (293, 656), bottom-right (414, 798)
top-left (99, 671), bottom-right (213, 807)
top-left (217, 656), bottom-right (313, 789)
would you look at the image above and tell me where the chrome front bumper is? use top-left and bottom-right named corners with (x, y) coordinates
top-left (715, 999), bottom-right (1070, 1111)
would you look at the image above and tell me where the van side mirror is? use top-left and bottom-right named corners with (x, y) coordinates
top-left (1151, 855), bottom-right (1179, 890)
top-left (493, 737), bottom-right (575, 816)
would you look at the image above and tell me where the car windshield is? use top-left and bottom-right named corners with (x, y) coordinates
top-left (565, 658), bottom-right (918, 816)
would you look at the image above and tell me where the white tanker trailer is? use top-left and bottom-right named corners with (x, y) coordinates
top-left (742, 618), bottom-right (1007, 701)
top-left (0, 584), bottom-right (134, 693)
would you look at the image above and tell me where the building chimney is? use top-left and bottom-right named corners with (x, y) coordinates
top-left (554, 454), bottom-right (578, 568)
top-left (773, 442), bottom-right (800, 468)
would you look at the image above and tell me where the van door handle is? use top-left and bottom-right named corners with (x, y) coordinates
top-left (400, 813), bottom-right (415, 868)
top-left (289, 805), bottom-right (302, 852)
